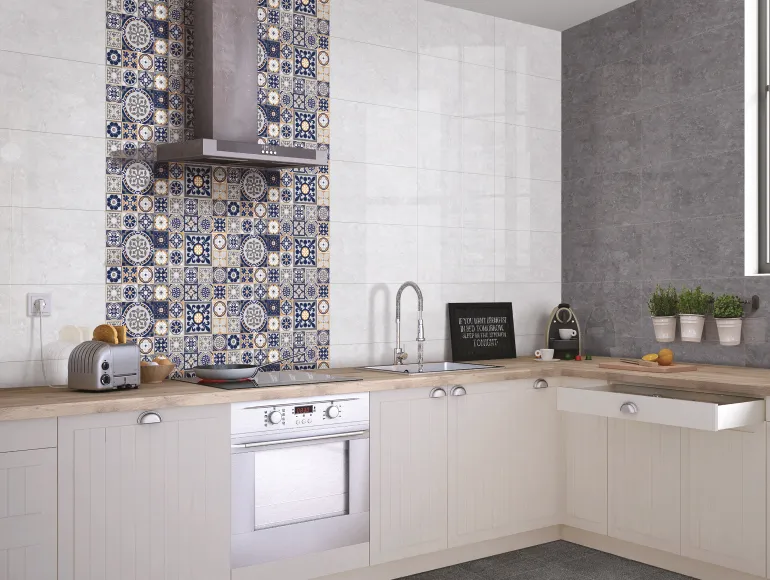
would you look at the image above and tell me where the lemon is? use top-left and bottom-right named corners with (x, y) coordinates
top-left (642, 353), bottom-right (658, 362)
top-left (657, 348), bottom-right (674, 366)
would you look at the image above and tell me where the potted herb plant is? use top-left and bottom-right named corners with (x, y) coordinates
top-left (713, 294), bottom-right (744, 346)
top-left (678, 286), bottom-right (713, 343)
top-left (648, 284), bottom-right (678, 342)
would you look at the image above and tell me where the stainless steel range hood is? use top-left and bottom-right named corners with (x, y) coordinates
top-left (155, 0), bottom-right (328, 169)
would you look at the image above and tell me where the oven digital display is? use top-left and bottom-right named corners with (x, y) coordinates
top-left (294, 405), bottom-right (314, 415)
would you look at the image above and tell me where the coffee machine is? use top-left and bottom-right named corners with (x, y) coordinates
top-left (545, 303), bottom-right (582, 359)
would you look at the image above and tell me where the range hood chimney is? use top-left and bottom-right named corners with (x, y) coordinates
top-left (156, 0), bottom-right (328, 169)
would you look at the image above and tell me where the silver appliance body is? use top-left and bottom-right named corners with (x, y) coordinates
top-left (67, 341), bottom-right (141, 391)
top-left (230, 393), bottom-right (369, 570)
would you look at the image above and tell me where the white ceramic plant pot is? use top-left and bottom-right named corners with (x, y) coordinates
top-left (651, 316), bottom-right (677, 342)
top-left (679, 314), bottom-right (705, 342)
top-left (715, 318), bottom-right (743, 346)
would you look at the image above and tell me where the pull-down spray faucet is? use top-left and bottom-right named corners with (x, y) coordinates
top-left (394, 281), bottom-right (425, 367)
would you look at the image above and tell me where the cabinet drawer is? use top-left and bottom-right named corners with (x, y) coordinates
top-left (0, 418), bottom-right (56, 452)
top-left (557, 384), bottom-right (764, 431)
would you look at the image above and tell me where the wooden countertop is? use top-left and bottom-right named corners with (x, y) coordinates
top-left (2, 357), bottom-right (770, 421)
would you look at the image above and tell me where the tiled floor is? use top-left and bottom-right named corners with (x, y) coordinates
top-left (399, 541), bottom-right (694, 580)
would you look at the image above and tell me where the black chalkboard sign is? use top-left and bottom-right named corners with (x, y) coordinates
top-left (448, 303), bottom-right (516, 362)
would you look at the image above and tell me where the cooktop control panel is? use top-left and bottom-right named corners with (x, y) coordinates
top-left (231, 392), bottom-right (369, 435)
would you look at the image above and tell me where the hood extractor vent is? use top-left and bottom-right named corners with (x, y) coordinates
top-left (155, 0), bottom-right (328, 169)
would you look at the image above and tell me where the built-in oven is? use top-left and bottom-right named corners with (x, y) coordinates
top-left (230, 393), bottom-right (370, 572)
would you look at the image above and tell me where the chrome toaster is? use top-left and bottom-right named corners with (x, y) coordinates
top-left (67, 341), bottom-right (141, 391)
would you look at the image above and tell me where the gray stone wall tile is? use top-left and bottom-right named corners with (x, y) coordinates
top-left (641, 0), bottom-right (743, 48)
top-left (563, 113), bottom-right (642, 181)
top-left (562, 171), bottom-right (643, 232)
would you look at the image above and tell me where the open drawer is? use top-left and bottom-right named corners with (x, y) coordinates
top-left (557, 383), bottom-right (765, 431)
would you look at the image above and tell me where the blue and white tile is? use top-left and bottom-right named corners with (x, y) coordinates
top-left (418, 112), bottom-right (462, 171)
top-left (0, 0), bottom-right (105, 64)
top-left (495, 177), bottom-right (561, 233)
top-left (330, 0), bottom-right (418, 52)
top-left (462, 118), bottom-right (496, 175)
top-left (0, 130), bottom-right (104, 210)
top-left (0, 52), bottom-right (103, 137)
top-left (417, 169), bottom-right (463, 228)
top-left (495, 230), bottom-right (561, 284)
top-left (494, 19), bottom-right (561, 80)
top-left (10, 207), bottom-right (104, 285)
top-left (331, 222), bottom-right (418, 283)
top-left (333, 99), bottom-right (418, 167)
top-left (495, 70), bottom-right (561, 131)
top-left (332, 161), bottom-right (418, 225)
top-left (332, 38), bottom-right (418, 110)
top-left (418, 55), bottom-right (463, 117)
top-left (462, 62), bottom-right (496, 122)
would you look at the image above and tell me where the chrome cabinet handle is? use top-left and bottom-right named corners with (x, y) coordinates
top-left (137, 411), bottom-right (162, 425)
top-left (430, 387), bottom-right (446, 398)
top-left (620, 402), bottom-right (638, 415)
top-left (533, 379), bottom-right (549, 390)
top-left (450, 386), bottom-right (466, 397)
top-left (232, 430), bottom-right (368, 449)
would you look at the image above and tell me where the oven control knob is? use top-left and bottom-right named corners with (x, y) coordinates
top-left (267, 411), bottom-right (282, 425)
top-left (326, 405), bottom-right (340, 419)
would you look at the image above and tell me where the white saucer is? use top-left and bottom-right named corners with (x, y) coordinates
top-left (534, 358), bottom-right (560, 362)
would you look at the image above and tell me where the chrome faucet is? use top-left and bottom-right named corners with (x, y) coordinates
top-left (394, 281), bottom-right (425, 367)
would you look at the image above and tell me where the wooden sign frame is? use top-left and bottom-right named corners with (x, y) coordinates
top-left (448, 302), bottom-right (517, 362)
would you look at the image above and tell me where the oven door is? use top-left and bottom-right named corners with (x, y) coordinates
top-left (231, 429), bottom-right (370, 569)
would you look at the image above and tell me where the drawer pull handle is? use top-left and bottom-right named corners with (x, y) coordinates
top-left (533, 379), bottom-right (549, 390)
top-left (430, 388), bottom-right (446, 398)
top-left (138, 411), bottom-right (162, 424)
top-left (620, 402), bottom-right (638, 415)
top-left (450, 386), bottom-right (466, 397)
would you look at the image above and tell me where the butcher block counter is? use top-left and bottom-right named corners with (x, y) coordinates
top-left (1, 357), bottom-right (770, 421)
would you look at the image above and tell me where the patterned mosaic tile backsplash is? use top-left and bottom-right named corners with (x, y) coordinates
top-left (104, 0), bottom-right (331, 371)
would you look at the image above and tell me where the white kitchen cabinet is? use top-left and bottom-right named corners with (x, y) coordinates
top-left (58, 405), bottom-right (230, 580)
top-left (448, 381), bottom-right (560, 548)
top-left (370, 387), bottom-right (448, 565)
top-left (681, 424), bottom-right (766, 577)
top-left (562, 411), bottom-right (608, 534)
top-left (608, 419), bottom-right (680, 554)
top-left (0, 448), bottom-right (57, 580)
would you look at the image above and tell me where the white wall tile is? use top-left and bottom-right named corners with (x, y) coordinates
top-left (495, 282), bottom-right (561, 335)
top-left (417, 169), bottom-right (463, 228)
top-left (0, 0), bottom-right (105, 64)
top-left (420, 282), bottom-right (495, 341)
top-left (418, 226), bottom-right (495, 284)
top-left (495, 19), bottom-right (561, 80)
top-left (9, 207), bottom-right (105, 285)
top-left (460, 10), bottom-right (495, 67)
top-left (495, 230), bottom-right (561, 284)
top-left (462, 118), bottom-right (495, 175)
top-left (418, 55), bottom-right (462, 116)
top-left (0, 284), bottom-right (103, 364)
top-left (497, 124), bottom-right (561, 181)
top-left (418, 0), bottom-right (462, 61)
top-left (331, 222), bottom-right (418, 283)
top-left (332, 161), bottom-right (418, 225)
top-left (514, 334), bottom-right (542, 357)
top-left (0, 359), bottom-right (70, 388)
top-left (0, 210), bottom-right (10, 285)
top-left (418, 112), bottom-right (462, 171)
top-left (495, 177), bottom-right (561, 233)
top-left (332, 39), bottom-right (418, 110)
top-left (462, 63), bottom-right (496, 122)
top-left (496, 71), bottom-right (561, 131)
top-left (330, 338), bottom-right (448, 368)
top-left (0, 130), bottom-right (105, 210)
top-left (461, 173), bottom-right (495, 229)
top-left (331, 0), bottom-right (418, 52)
top-left (0, 51), bottom-right (103, 137)
top-left (332, 99), bottom-right (418, 167)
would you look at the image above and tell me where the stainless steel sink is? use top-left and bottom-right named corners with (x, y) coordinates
top-left (362, 362), bottom-right (499, 375)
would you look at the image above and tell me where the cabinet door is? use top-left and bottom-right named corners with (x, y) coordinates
top-left (448, 381), bottom-right (560, 548)
top-left (681, 424), bottom-right (766, 577)
top-left (608, 419), bottom-right (680, 554)
top-left (0, 448), bottom-right (57, 580)
top-left (58, 405), bottom-right (230, 580)
top-left (563, 412), bottom-right (608, 534)
top-left (370, 387), bottom-right (448, 565)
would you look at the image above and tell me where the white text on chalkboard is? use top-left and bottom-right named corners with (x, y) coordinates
top-left (458, 316), bottom-right (510, 347)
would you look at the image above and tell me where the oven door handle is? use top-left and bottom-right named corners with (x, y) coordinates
top-left (231, 430), bottom-right (369, 449)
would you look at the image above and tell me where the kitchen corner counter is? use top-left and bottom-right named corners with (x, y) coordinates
top-left (1, 357), bottom-right (770, 421)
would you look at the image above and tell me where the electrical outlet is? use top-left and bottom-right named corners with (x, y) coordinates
top-left (27, 293), bottom-right (52, 317)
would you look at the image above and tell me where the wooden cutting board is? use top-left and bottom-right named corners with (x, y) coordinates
top-left (598, 362), bottom-right (698, 373)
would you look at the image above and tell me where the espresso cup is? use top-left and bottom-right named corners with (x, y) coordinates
top-left (558, 328), bottom-right (577, 340)
top-left (535, 349), bottom-right (555, 361)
